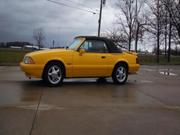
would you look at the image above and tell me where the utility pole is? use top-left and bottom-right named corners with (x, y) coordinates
top-left (98, 0), bottom-right (103, 37)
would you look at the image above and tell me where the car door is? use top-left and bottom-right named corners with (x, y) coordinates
top-left (72, 40), bottom-right (111, 77)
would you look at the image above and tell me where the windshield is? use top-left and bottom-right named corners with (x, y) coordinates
top-left (68, 38), bottom-right (84, 50)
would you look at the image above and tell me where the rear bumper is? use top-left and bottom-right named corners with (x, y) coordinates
top-left (129, 64), bottom-right (140, 74)
top-left (20, 62), bottom-right (44, 78)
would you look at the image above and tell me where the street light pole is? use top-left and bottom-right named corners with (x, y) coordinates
top-left (98, 0), bottom-right (103, 37)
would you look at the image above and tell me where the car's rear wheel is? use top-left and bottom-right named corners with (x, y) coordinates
top-left (112, 64), bottom-right (128, 85)
top-left (43, 62), bottom-right (64, 86)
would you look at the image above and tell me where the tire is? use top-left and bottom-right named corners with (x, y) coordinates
top-left (43, 62), bottom-right (64, 87)
top-left (112, 64), bottom-right (128, 85)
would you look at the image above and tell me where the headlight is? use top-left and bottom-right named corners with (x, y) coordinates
top-left (23, 56), bottom-right (35, 64)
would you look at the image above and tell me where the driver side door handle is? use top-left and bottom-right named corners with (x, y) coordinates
top-left (101, 56), bottom-right (106, 59)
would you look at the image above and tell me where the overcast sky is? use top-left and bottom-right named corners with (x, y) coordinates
top-left (0, 0), bottom-right (117, 47)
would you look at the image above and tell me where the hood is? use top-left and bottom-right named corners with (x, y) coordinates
top-left (26, 49), bottom-right (73, 56)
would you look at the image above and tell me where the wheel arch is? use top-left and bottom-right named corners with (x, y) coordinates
top-left (113, 61), bottom-right (129, 75)
top-left (42, 60), bottom-right (66, 78)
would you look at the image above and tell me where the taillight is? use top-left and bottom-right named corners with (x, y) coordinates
top-left (136, 58), bottom-right (139, 64)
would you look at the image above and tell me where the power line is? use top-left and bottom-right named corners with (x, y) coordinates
top-left (58, 0), bottom-right (97, 11)
top-left (47, 0), bottom-right (98, 14)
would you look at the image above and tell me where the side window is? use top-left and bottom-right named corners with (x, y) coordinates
top-left (80, 40), bottom-right (108, 53)
top-left (80, 41), bottom-right (89, 51)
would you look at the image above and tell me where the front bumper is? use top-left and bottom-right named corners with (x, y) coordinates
top-left (20, 62), bottom-right (44, 78)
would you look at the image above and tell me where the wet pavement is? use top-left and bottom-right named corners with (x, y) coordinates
top-left (0, 65), bottom-right (180, 135)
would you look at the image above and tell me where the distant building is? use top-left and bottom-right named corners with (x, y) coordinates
top-left (23, 45), bottom-right (39, 50)
top-left (10, 46), bottom-right (22, 49)
top-left (10, 45), bottom-right (49, 50)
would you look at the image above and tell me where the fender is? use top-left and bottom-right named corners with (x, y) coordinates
top-left (44, 57), bottom-right (72, 78)
top-left (113, 59), bottom-right (129, 72)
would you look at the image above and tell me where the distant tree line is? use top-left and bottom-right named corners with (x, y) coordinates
top-left (153, 47), bottom-right (180, 55)
top-left (0, 28), bottom-right (46, 50)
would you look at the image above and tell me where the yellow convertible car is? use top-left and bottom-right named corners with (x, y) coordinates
top-left (20, 36), bottom-right (140, 86)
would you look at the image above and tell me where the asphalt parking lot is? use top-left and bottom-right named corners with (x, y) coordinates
top-left (0, 65), bottom-right (180, 135)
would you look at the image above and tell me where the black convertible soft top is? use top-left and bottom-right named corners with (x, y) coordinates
top-left (75, 36), bottom-right (122, 53)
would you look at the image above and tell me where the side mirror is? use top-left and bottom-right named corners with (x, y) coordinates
top-left (79, 49), bottom-right (86, 55)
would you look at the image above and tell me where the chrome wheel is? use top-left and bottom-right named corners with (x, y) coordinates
top-left (47, 65), bottom-right (62, 85)
top-left (116, 66), bottom-right (127, 83)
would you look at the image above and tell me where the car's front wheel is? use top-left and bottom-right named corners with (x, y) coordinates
top-left (112, 64), bottom-right (128, 85)
top-left (43, 62), bottom-right (64, 87)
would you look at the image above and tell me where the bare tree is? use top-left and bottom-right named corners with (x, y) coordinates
top-left (161, 0), bottom-right (180, 39)
top-left (134, 0), bottom-right (147, 52)
top-left (161, 0), bottom-right (180, 62)
top-left (33, 28), bottom-right (45, 49)
top-left (157, 0), bottom-right (160, 63)
top-left (105, 28), bottom-right (128, 49)
top-left (116, 0), bottom-right (146, 51)
top-left (145, 0), bottom-right (180, 62)
top-left (145, 0), bottom-right (165, 63)
top-left (168, 13), bottom-right (172, 62)
top-left (164, 7), bottom-right (168, 57)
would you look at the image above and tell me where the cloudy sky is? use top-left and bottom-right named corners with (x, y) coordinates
top-left (0, 0), bottom-right (117, 47)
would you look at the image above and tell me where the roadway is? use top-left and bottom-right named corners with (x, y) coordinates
top-left (0, 65), bottom-right (180, 135)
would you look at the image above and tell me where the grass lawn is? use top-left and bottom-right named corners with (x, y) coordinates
top-left (0, 48), bottom-right (180, 65)
top-left (138, 54), bottom-right (180, 65)
top-left (0, 48), bottom-right (31, 65)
